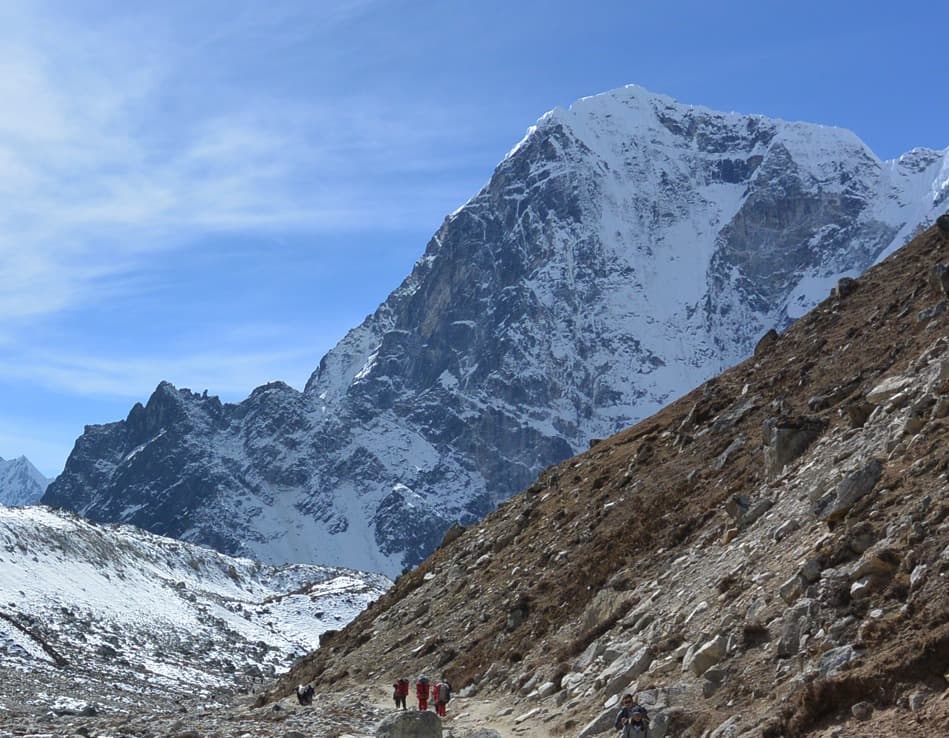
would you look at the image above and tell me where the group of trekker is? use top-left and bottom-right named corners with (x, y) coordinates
top-left (392, 675), bottom-right (452, 717)
top-left (302, 678), bottom-right (639, 730)
top-left (614, 693), bottom-right (649, 736)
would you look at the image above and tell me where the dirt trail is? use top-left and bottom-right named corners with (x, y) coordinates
top-left (369, 684), bottom-right (546, 736)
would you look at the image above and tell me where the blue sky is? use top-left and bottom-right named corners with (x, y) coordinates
top-left (1, 0), bottom-right (946, 476)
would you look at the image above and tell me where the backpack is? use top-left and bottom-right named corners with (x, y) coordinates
top-left (438, 682), bottom-right (451, 703)
top-left (622, 708), bottom-right (649, 738)
top-left (398, 678), bottom-right (410, 696)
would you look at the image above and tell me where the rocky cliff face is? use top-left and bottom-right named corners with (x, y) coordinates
top-left (270, 222), bottom-right (949, 738)
top-left (0, 456), bottom-right (48, 506)
top-left (44, 85), bottom-right (949, 576)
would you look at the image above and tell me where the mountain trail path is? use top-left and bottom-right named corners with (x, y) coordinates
top-left (369, 685), bottom-right (551, 737)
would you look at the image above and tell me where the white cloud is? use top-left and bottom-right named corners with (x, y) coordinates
top-left (0, 1), bottom-right (485, 327)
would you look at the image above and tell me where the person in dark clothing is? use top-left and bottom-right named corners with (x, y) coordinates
top-left (392, 679), bottom-right (408, 709)
top-left (614, 695), bottom-right (649, 736)
top-left (296, 684), bottom-right (314, 706)
top-left (614, 693), bottom-right (636, 730)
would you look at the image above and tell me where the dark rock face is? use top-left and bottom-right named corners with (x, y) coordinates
top-left (763, 416), bottom-right (826, 480)
top-left (43, 86), bottom-right (949, 575)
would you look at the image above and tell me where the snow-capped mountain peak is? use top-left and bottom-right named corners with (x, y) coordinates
top-left (43, 85), bottom-right (948, 577)
top-left (0, 455), bottom-right (49, 506)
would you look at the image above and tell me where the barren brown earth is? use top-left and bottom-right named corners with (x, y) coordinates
top-left (268, 222), bottom-right (949, 738)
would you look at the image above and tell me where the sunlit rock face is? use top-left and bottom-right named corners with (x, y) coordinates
top-left (44, 85), bottom-right (949, 576)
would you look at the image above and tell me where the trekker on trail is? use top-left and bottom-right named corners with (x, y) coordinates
top-left (296, 684), bottom-right (314, 706)
top-left (433, 678), bottom-right (451, 716)
top-left (615, 695), bottom-right (650, 736)
top-left (392, 678), bottom-right (409, 709)
top-left (416, 675), bottom-right (430, 710)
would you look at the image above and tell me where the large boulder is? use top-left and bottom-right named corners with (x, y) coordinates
top-left (376, 710), bottom-right (442, 738)
top-left (578, 706), bottom-right (618, 738)
top-left (762, 416), bottom-right (825, 479)
top-left (866, 375), bottom-right (914, 405)
top-left (686, 634), bottom-right (727, 676)
top-left (812, 459), bottom-right (884, 522)
top-left (600, 642), bottom-right (654, 697)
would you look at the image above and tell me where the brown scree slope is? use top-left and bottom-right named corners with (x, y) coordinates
top-left (267, 221), bottom-right (949, 737)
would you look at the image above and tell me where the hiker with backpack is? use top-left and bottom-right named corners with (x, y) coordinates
top-left (295, 683), bottom-right (314, 706)
top-left (615, 694), bottom-right (649, 737)
top-left (415, 675), bottom-right (430, 710)
top-left (433, 678), bottom-right (451, 716)
top-left (392, 678), bottom-right (409, 709)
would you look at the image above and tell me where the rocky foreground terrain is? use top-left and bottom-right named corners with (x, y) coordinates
top-left (259, 219), bottom-right (949, 738)
top-left (0, 507), bottom-right (389, 738)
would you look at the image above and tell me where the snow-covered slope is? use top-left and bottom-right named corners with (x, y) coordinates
top-left (0, 456), bottom-right (48, 506)
top-left (44, 85), bottom-right (949, 577)
top-left (0, 505), bottom-right (389, 706)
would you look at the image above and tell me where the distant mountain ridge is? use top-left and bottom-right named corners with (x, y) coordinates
top-left (0, 504), bottom-right (389, 708)
top-left (44, 85), bottom-right (949, 576)
top-left (0, 455), bottom-right (49, 506)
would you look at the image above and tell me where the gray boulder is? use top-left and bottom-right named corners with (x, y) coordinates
top-left (577, 706), bottom-right (618, 738)
top-left (819, 644), bottom-right (861, 676)
top-left (762, 416), bottom-right (825, 479)
top-left (687, 634), bottom-right (727, 676)
top-left (376, 709), bottom-right (442, 738)
top-left (813, 459), bottom-right (884, 522)
top-left (466, 732), bottom-right (503, 738)
top-left (600, 643), bottom-right (654, 697)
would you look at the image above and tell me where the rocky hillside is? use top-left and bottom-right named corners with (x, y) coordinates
top-left (0, 455), bottom-right (48, 506)
top-left (44, 85), bottom-right (949, 577)
top-left (267, 221), bottom-right (949, 737)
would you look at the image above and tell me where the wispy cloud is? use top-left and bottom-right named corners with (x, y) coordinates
top-left (0, 1), bottom-right (485, 328)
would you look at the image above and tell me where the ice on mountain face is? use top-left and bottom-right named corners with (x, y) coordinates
top-left (0, 456), bottom-right (49, 507)
top-left (44, 85), bottom-right (949, 577)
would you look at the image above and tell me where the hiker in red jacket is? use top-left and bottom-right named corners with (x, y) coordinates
top-left (416, 675), bottom-right (430, 710)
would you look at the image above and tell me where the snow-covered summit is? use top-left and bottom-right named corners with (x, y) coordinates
top-left (45, 85), bottom-right (949, 577)
top-left (0, 455), bottom-right (49, 506)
